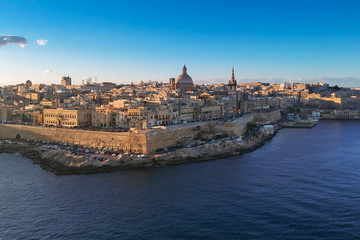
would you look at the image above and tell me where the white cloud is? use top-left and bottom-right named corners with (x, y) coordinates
top-left (37, 39), bottom-right (48, 46)
top-left (0, 35), bottom-right (27, 48)
top-left (43, 69), bottom-right (58, 75)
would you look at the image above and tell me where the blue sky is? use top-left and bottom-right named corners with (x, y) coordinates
top-left (1, 0), bottom-right (360, 86)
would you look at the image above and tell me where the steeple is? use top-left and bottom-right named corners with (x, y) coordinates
top-left (228, 66), bottom-right (237, 91)
top-left (182, 64), bottom-right (187, 74)
top-left (230, 66), bottom-right (235, 83)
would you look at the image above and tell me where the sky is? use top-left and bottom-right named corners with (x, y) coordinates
top-left (1, 0), bottom-right (360, 87)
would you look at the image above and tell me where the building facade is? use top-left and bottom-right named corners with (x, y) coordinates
top-left (43, 108), bottom-right (91, 127)
top-left (61, 76), bottom-right (72, 87)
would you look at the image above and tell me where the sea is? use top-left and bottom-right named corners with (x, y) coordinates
top-left (1, 120), bottom-right (360, 240)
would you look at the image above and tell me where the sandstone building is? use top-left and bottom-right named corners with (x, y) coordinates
top-left (61, 76), bottom-right (72, 86)
top-left (43, 108), bottom-right (91, 127)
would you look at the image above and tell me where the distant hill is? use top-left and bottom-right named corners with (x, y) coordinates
top-left (197, 77), bottom-right (360, 88)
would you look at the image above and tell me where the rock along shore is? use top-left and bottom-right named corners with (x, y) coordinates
top-left (0, 128), bottom-right (279, 175)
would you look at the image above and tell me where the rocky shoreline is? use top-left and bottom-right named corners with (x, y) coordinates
top-left (0, 128), bottom-right (279, 175)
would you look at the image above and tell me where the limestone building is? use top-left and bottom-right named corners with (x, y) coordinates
top-left (92, 108), bottom-right (117, 128)
top-left (169, 78), bottom-right (176, 91)
top-left (194, 105), bottom-right (222, 120)
top-left (0, 106), bottom-right (14, 122)
top-left (179, 106), bottom-right (194, 122)
top-left (61, 76), bottom-right (72, 87)
top-left (43, 108), bottom-right (91, 127)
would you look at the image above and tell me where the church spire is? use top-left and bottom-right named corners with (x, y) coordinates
top-left (228, 66), bottom-right (237, 91)
top-left (230, 66), bottom-right (235, 82)
top-left (182, 63), bottom-right (187, 74)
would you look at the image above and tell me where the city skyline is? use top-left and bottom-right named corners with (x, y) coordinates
top-left (1, 0), bottom-right (360, 87)
top-left (1, 1), bottom-right (360, 239)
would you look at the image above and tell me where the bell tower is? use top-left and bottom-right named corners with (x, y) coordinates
top-left (227, 66), bottom-right (239, 113)
top-left (228, 66), bottom-right (237, 92)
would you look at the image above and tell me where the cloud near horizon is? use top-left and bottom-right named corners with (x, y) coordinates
top-left (0, 35), bottom-right (27, 48)
top-left (43, 69), bottom-right (58, 75)
top-left (36, 39), bottom-right (48, 46)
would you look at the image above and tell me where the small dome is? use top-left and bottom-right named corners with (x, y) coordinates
top-left (25, 80), bottom-right (32, 86)
top-left (176, 64), bottom-right (194, 86)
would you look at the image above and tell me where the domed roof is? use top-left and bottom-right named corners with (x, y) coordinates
top-left (176, 64), bottom-right (194, 85)
top-left (25, 80), bottom-right (32, 86)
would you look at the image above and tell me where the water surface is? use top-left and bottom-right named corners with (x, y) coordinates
top-left (1, 120), bottom-right (360, 239)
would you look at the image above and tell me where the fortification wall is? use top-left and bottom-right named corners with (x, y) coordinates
top-left (146, 121), bottom-right (213, 152)
top-left (254, 109), bottom-right (281, 123)
top-left (0, 124), bottom-right (147, 153)
top-left (206, 110), bottom-right (281, 137)
top-left (0, 110), bottom-right (281, 153)
top-left (212, 113), bottom-right (255, 137)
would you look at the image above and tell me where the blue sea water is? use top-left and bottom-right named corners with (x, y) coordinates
top-left (1, 120), bottom-right (360, 240)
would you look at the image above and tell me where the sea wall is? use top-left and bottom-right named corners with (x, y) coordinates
top-left (0, 110), bottom-right (281, 153)
top-left (0, 124), bottom-right (147, 153)
top-left (0, 127), bottom-right (279, 175)
top-left (254, 109), bottom-right (281, 123)
top-left (146, 110), bottom-right (281, 152)
top-left (212, 113), bottom-right (255, 137)
top-left (146, 121), bottom-right (213, 152)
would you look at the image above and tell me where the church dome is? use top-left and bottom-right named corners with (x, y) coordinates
top-left (176, 64), bottom-right (194, 86)
top-left (25, 80), bottom-right (32, 87)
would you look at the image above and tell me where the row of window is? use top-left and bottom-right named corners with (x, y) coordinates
top-left (44, 120), bottom-right (91, 126)
top-left (63, 122), bottom-right (76, 125)
top-left (201, 111), bottom-right (221, 114)
top-left (44, 120), bottom-right (58, 124)
top-left (44, 113), bottom-right (77, 119)
top-left (44, 113), bottom-right (91, 118)
top-left (44, 120), bottom-right (76, 125)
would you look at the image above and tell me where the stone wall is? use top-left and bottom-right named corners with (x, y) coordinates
top-left (254, 110), bottom-right (281, 123)
top-left (0, 110), bottom-right (281, 153)
top-left (211, 110), bottom-right (281, 137)
top-left (0, 124), bottom-right (147, 153)
top-left (146, 121), bottom-right (212, 152)
top-left (212, 113), bottom-right (255, 137)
